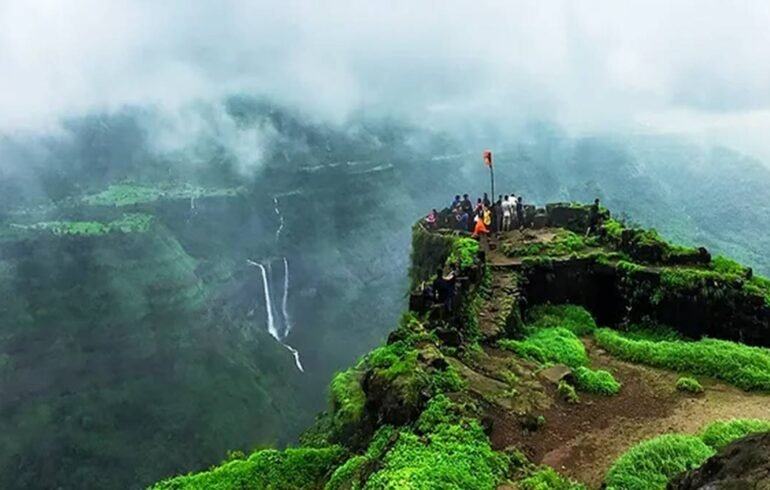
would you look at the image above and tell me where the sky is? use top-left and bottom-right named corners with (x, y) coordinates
top-left (1, 0), bottom-right (770, 159)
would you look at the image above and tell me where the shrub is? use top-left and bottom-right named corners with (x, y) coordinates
top-left (499, 327), bottom-right (589, 368)
top-left (675, 376), bottom-right (703, 394)
top-left (416, 394), bottom-right (461, 433)
top-left (330, 369), bottom-right (366, 426)
top-left (517, 467), bottom-right (587, 490)
top-left (595, 328), bottom-right (770, 392)
top-left (364, 420), bottom-right (509, 489)
top-left (557, 380), bottom-right (580, 404)
top-left (448, 237), bottom-right (480, 269)
top-left (150, 446), bottom-right (346, 490)
top-left (700, 419), bottom-right (770, 451)
top-left (604, 434), bottom-right (714, 490)
top-left (325, 427), bottom-right (397, 490)
top-left (573, 366), bottom-right (621, 396)
top-left (528, 304), bottom-right (597, 336)
top-left (325, 456), bottom-right (366, 490)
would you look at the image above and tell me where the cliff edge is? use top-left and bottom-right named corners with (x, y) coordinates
top-left (150, 202), bottom-right (770, 490)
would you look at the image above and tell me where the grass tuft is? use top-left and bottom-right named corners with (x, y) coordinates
top-left (499, 327), bottom-right (588, 368)
top-left (517, 467), bottom-right (587, 490)
top-left (573, 366), bottom-right (621, 396)
top-left (150, 446), bottom-right (346, 490)
top-left (528, 304), bottom-right (597, 336)
top-left (447, 237), bottom-right (480, 269)
top-left (595, 328), bottom-right (770, 392)
top-left (675, 376), bottom-right (704, 394)
top-left (700, 419), bottom-right (770, 451)
top-left (330, 369), bottom-right (366, 426)
top-left (604, 434), bottom-right (714, 490)
top-left (557, 381), bottom-right (580, 404)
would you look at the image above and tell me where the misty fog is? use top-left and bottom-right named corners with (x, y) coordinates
top-left (2, 2), bottom-right (770, 489)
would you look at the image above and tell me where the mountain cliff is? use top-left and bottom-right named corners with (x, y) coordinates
top-left (149, 203), bottom-right (770, 489)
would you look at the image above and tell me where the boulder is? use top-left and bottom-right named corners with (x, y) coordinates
top-left (667, 431), bottom-right (770, 489)
top-left (546, 203), bottom-right (592, 232)
top-left (531, 213), bottom-right (549, 229)
top-left (539, 365), bottom-right (575, 385)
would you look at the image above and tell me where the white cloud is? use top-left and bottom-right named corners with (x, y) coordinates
top-left (1, 0), bottom-right (769, 157)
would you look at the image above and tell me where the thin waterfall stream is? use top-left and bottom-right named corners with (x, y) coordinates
top-left (245, 195), bottom-right (304, 372)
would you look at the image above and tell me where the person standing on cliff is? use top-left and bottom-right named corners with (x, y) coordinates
top-left (425, 209), bottom-right (438, 229)
top-left (433, 267), bottom-right (457, 313)
top-left (586, 198), bottom-right (601, 236)
top-left (461, 194), bottom-right (473, 231)
top-left (461, 194), bottom-right (472, 214)
top-left (509, 194), bottom-right (518, 227)
top-left (493, 195), bottom-right (503, 233)
top-left (516, 195), bottom-right (525, 230)
top-left (483, 193), bottom-right (491, 208)
top-left (502, 195), bottom-right (512, 231)
top-left (451, 195), bottom-right (461, 211)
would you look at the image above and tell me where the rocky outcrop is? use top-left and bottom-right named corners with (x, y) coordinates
top-left (668, 431), bottom-right (770, 489)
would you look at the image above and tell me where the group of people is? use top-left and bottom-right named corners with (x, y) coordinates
top-left (424, 192), bottom-right (527, 237)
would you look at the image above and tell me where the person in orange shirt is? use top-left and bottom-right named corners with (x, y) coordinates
top-left (472, 209), bottom-right (489, 238)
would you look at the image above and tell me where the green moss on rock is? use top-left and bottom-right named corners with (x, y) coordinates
top-left (150, 446), bottom-right (346, 490)
top-left (605, 434), bottom-right (714, 490)
top-left (700, 419), bottom-right (770, 451)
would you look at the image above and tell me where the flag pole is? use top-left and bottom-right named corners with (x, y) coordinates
top-left (490, 164), bottom-right (495, 204)
top-left (483, 150), bottom-right (494, 204)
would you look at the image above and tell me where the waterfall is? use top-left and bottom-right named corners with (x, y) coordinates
top-left (248, 259), bottom-right (304, 373)
top-left (283, 344), bottom-right (304, 372)
top-left (249, 260), bottom-right (279, 340)
top-left (281, 257), bottom-right (292, 338)
top-left (273, 197), bottom-right (285, 243)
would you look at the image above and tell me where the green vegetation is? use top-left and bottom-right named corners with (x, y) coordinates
top-left (595, 328), bottom-right (770, 391)
top-left (516, 467), bottom-right (587, 490)
top-left (325, 456), bottom-right (366, 490)
top-left (325, 427), bottom-right (396, 490)
top-left (710, 256), bottom-right (749, 276)
top-left (409, 225), bottom-right (454, 287)
top-left (602, 219), bottom-right (624, 242)
top-left (573, 366), bottom-right (621, 395)
top-left (150, 446), bottom-right (346, 490)
top-left (616, 259), bottom-right (643, 273)
top-left (502, 230), bottom-right (587, 258)
top-left (528, 304), bottom-right (597, 336)
top-left (364, 397), bottom-right (509, 490)
top-left (500, 306), bottom-right (619, 396)
top-left (675, 376), bottom-right (704, 394)
top-left (557, 380), bottom-right (580, 404)
top-left (604, 434), bottom-right (714, 490)
top-left (330, 369), bottom-right (366, 427)
top-left (499, 327), bottom-right (588, 368)
top-left (700, 419), bottom-right (770, 450)
top-left (359, 316), bottom-right (464, 411)
top-left (447, 237), bottom-right (480, 269)
top-left (599, 219), bottom-right (704, 265)
top-left (317, 397), bottom-right (507, 489)
top-left (605, 418), bottom-right (770, 490)
top-left (82, 183), bottom-right (240, 207)
top-left (10, 213), bottom-right (153, 237)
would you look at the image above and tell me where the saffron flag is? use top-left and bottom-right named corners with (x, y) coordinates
top-left (483, 150), bottom-right (493, 168)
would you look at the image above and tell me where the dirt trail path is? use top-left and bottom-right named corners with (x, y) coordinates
top-left (489, 339), bottom-right (770, 488)
top-left (487, 228), bottom-right (558, 267)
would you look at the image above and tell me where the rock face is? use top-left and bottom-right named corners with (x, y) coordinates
top-left (668, 431), bottom-right (770, 489)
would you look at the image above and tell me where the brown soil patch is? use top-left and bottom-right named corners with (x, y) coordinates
top-left (487, 339), bottom-right (770, 488)
top-left (487, 228), bottom-right (559, 267)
